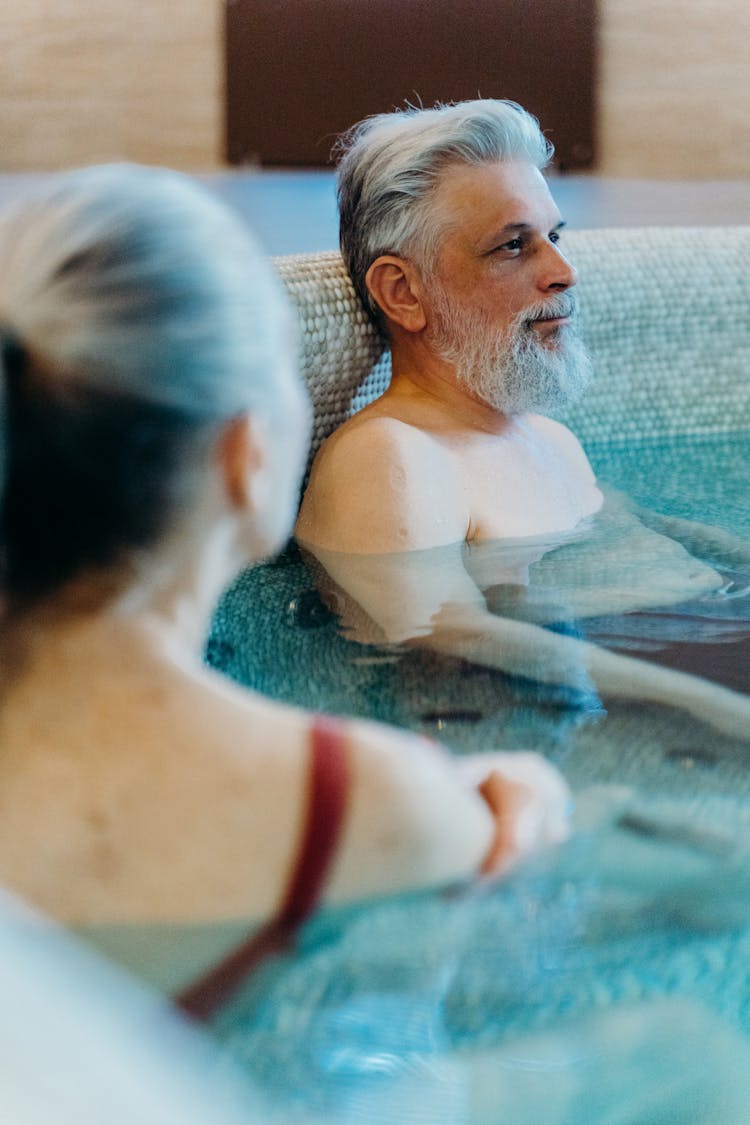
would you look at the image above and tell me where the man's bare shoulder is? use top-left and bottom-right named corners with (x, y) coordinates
top-left (318, 405), bottom-right (441, 462)
top-left (296, 410), bottom-right (466, 553)
top-left (527, 414), bottom-right (598, 482)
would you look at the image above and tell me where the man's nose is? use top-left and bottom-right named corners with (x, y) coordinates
top-left (538, 242), bottom-right (577, 292)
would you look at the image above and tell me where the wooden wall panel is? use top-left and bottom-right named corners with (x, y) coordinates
top-left (226, 0), bottom-right (597, 170)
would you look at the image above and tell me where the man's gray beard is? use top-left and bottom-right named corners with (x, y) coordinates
top-left (428, 288), bottom-right (593, 417)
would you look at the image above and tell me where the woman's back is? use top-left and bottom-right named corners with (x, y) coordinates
top-left (0, 599), bottom-right (521, 992)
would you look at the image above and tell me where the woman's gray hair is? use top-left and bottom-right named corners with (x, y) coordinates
top-left (0, 164), bottom-right (299, 605)
top-left (0, 163), bottom-right (292, 422)
top-left (336, 99), bottom-right (554, 327)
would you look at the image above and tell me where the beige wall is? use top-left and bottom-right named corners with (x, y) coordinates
top-left (1, 0), bottom-right (748, 177)
top-left (0, 1), bottom-right (222, 170)
top-left (598, 0), bottom-right (750, 177)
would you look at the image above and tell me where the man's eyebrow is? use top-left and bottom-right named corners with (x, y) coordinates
top-left (480, 219), bottom-right (566, 250)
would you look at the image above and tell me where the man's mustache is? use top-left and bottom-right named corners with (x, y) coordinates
top-left (521, 293), bottom-right (578, 328)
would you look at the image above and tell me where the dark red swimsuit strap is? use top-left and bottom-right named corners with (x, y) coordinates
top-left (275, 715), bottom-right (351, 927)
top-left (174, 714), bottom-right (350, 1021)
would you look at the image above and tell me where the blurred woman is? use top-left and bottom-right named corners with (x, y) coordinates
top-left (0, 164), bottom-right (568, 1016)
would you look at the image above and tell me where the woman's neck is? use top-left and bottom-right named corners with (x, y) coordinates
top-left (1, 512), bottom-right (244, 670)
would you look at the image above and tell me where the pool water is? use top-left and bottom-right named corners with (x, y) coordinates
top-left (207, 429), bottom-right (750, 1121)
top-left (587, 430), bottom-right (750, 538)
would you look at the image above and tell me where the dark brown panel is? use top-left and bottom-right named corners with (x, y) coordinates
top-left (226, 0), bottom-right (597, 170)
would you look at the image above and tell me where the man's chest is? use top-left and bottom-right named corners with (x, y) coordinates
top-left (452, 436), bottom-right (602, 541)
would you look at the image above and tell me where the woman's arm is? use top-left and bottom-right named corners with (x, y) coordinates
top-left (323, 718), bottom-right (571, 903)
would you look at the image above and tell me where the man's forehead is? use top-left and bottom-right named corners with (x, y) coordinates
top-left (430, 158), bottom-right (562, 241)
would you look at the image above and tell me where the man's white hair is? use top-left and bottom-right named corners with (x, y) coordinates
top-left (336, 99), bottom-right (553, 327)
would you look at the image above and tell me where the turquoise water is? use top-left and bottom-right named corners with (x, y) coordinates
top-left (587, 431), bottom-right (750, 537)
top-left (207, 430), bottom-right (750, 1121)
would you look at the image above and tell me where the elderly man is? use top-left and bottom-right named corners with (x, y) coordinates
top-left (295, 100), bottom-right (750, 741)
top-left (297, 99), bottom-right (601, 552)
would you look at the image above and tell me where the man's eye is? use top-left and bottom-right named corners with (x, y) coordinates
top-left (549, 230), bottom-right (561, 244)
top-left (498, 237), bottom-right (524, 253)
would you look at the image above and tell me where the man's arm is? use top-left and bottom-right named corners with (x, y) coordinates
top-left (297, 415), bottom-right (487, 641)
top-left (296, 415), bottom-right (468, 554)
top-left (632, 505), bottom-right (750, 570)
top-left (300, 507), bottom-right (750, 745)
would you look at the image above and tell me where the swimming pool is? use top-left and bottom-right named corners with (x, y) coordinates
top-left (206, 428), bottom-right (750, 1120)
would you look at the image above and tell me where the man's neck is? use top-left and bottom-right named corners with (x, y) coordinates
top-left (387, 343), bottom-right (513, 436)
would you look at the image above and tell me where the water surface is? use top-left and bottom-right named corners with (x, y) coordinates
top-left (207, 429), bottom-right (750, 1121)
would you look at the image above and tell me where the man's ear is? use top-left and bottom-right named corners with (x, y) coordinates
top-left (216, 412), bottom-right (268, 513)
top-left (365, 255), bottom-right (427, 333)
